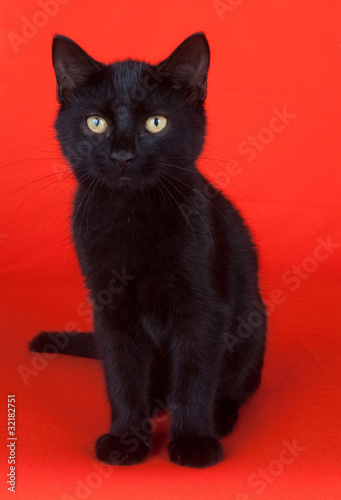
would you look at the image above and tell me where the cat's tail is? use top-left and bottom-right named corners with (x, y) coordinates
top-left (29, 331), bottom-right (99, 359)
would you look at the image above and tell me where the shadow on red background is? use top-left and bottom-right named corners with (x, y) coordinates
top-left (1, 0), bottom-right (340, 498)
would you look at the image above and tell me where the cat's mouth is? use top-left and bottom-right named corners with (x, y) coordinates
top-left (117, 175), bottom-right (136, 183)
top-left (118, 176), bottom-right (132, 182)
top-left (114, 174), bottom-right (141, 188)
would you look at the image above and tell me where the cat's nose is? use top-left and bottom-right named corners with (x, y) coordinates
top-left (110, 150), bottom-right (136, 168)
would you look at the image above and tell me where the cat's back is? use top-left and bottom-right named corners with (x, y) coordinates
top-left (200, 175), bottom-right (261, 298)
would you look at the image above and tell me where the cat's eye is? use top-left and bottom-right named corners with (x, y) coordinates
top-left (87, 116), bottom-right (108, 134)
top-left (145, 115), bottom-right (167, 134)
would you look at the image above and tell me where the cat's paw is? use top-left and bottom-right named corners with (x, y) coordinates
top-left (95, 433), bottom-right (151, 466)
top-left (213, 398), bottom-right (239, 438)
top-left (168, 434), bottom-right (223, 468)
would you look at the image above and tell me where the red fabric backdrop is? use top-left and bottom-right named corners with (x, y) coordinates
top-left (1, 0), bottom-right (340, 498)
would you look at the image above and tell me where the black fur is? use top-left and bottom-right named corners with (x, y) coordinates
top-left (29, 331), bottom-right (98, 358)
top-left (29, 33), bottom-right (266, 468)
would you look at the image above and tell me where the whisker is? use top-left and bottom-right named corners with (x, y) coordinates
top-left (155, 180), bottom-right (167, 204)
top-left (28, 171), bottom-right (94, 244)
top-left (26, 174), bottom-right (74, 244)
top-left (65, 171), bottom-right (98, 223)
top-left (28, 181), bottom-right (75, 245)
top-left (0, 169), bottom-right (71, 206)
top-left (200, 154), bottom-right (255, 179)
top-left (4, 177), bottom-right (73, 228)
top-left (161, 169), bottom-right (232, 233)
top-left (160, 162), bottom-right (264, 226)
top-left (159, 155), bottom-right (255, 181)
top-left (162, 172), bottom-right (215, 253)
top-left (218, 183), bottom-right (265, 226)
top-left (0, 157), bottom-right (62, 170)
top-left (159, 162), bottom-right (194, 174)
top-left (86, 179), bottom-right (100, 238)
top-left (79, 178), bottom-right (98, 242)
top-left (30, 145), bottom-right (61, 153)
top-left (158, 176), bottom-right (196, 243)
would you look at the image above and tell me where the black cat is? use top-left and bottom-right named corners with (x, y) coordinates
top-left (30, 33), bottom-right (267, 468)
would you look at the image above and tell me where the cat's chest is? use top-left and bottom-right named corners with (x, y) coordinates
top-left (72, 190), bottom-right (182, 275)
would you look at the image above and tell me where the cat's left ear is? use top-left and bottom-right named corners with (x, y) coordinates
top-left (157, 33), bottom-right (210, 103)
top-left (52, 35), bottom-right (103, 105)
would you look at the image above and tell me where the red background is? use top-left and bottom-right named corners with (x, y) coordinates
top-left (1, 0), bottom-right (341, 498)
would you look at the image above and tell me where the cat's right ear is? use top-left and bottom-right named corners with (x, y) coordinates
top-left (157, 33), bottom-right (210, 104)
top-left (52, 35), bottom-right (103, 105)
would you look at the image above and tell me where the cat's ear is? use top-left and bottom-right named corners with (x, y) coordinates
top-left (157, 33), bottom-right (210, 103)
top-left (52, 35), bottom-right (103, 104)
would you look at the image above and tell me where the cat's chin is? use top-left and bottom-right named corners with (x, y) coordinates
top-left (117, 176), bottom-right (135, 183)
top-left (114, 176), bottom-right (140, 189)
top-left (112, 175), bottom-right (152, 191)
top-left (106, 176), bottom-right (145, 191)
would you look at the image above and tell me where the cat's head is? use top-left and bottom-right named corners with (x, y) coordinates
top-left (52, 33), bottom-right (210, 191)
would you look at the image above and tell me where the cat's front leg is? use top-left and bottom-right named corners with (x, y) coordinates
top-left (94, 314), bottom-right (152, 466)
top-left (168, 314), bottom-right (225, 468)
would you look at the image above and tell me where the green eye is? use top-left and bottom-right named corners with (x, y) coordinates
top-left (87, 116), bottom-right (108, 133)
top-left (145, 115), bottom-right (167, 133)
